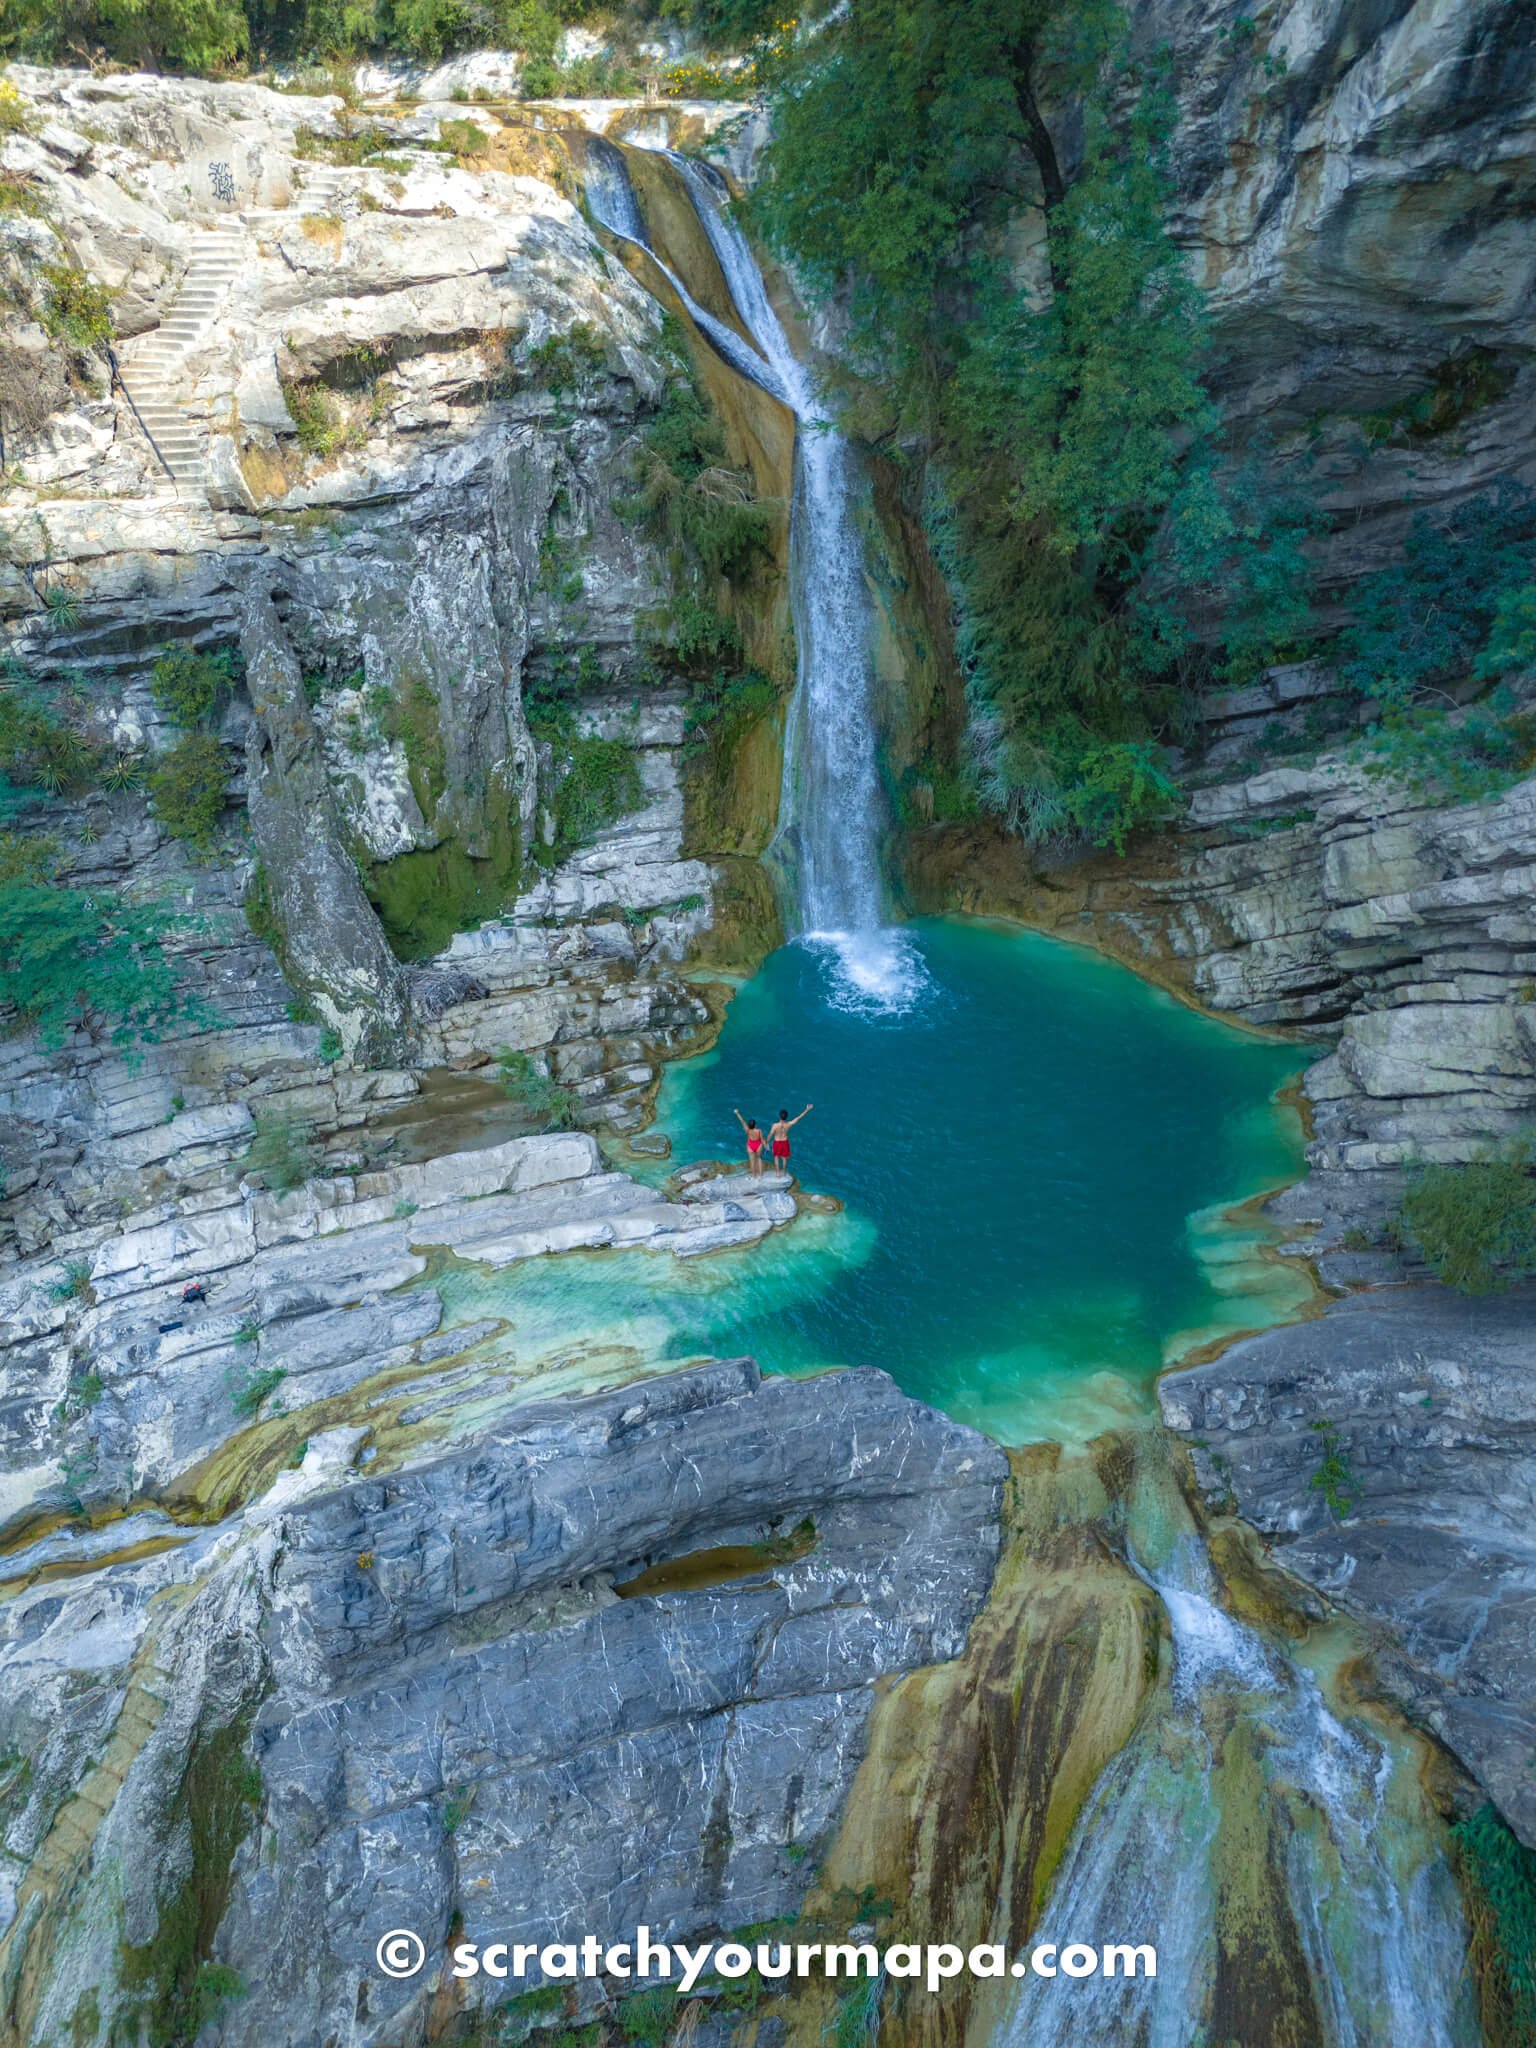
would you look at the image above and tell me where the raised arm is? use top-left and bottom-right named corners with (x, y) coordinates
top-left (788, 1103), bottom-right (814, 1127)
top-left (732, 1108), bottom-right (747, 1129)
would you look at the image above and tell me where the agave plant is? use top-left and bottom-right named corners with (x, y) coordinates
top-left (43, 585), bottom-right (81, 631)
top-left (102, 753), bottom-right (143, 792)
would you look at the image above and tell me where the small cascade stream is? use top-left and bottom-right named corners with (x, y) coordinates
top-left (1008, 1527), bottom-right (1478, 2047)
top-left (583, 139), bottom-right (792, 404)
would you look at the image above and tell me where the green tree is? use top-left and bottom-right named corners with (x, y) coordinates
top-left (16, 0), bottom-right (249, 68)
top-left (1478, 582), bottom-right (1536, 680)
top-left (149, 645), bottom-right (235, 727)
top-left (1340, 484), bottom-right (1536, 803)
top-left (0, 882), bottom-right (194, 1051)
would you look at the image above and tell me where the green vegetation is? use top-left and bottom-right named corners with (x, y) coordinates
top-left (438, 116), bottom-right (488, 158)
top-left (149, 645), bottom-right (235, 728)
top-left (149, 734), bottom-right (232, 848)
top-left (616, 1986), bottom-right (679, 2048)
top-left (293, 121), bottom-right (398, 164)
top-left (38, 263), bottom-right (114, 350)
top-left (43, 585), bottom-right (82, 631)
top-left (1307, 1419), bottom-right (1356, 1520)
top-left (830, 1972), bottom-right (883, 2048)
top-left (0, 831), bottom-right (54, 884)
top-left (226, 1360), bottom-right (286, 1416)
top-left (1359, 348), bottom-right (1515, 447)
top-left (1453, 1804), bottom-right (1536, 2048)
top-left (682, 662), bottom-right (774, 760)
top-left (381, 672), bottom-right (447, 810)
top-left (0, 685), bottom-right (102, 797)
top-left (494, 1044), bottom-right (577, 1131)
top-left (0, 0), bottom-right (732, 81)
top-left (0, 167), bottom-right (46, 216)
top-left (1340, 483), bottom-right (1536, 802)
top-left (117, 1714), bottom-right (262, 2048)
top-left (243, 1114), bottom-right (319, 1192)
top-left (525, 321), bottom-right (609, 395)
top-left (547, 733), bottom-right (643, 854)
top-left (49, 1258), bottom-right (93, 1302)
top-left (1395, 1135), bottom-right (1536, 1294)
top-left (0, 882), bottom-right (194, 1052)
top-left (280, 372), bottom-right (348, 457)
top-left (441, 1785), bottom-right (474, 1832)
top-left (620, 373), bottom-right (775, 581)
top-left (0, 78), bottom-right (38, 132)
top-left (365, 824), bottom-right (521, 961)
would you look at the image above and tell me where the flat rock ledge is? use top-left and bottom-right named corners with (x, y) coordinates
top-left (1159, 1283), bottom-right (1536, 1846)
top-left (0, 1357), bottom-right (1008, 2048)
top-left (0, 1133), bottom-right (798, 1532)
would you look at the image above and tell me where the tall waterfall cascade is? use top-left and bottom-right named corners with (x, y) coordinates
top-left (587, 140), bottom-right (923, 1010)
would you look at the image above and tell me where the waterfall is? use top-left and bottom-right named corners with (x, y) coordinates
top-left (582, 140), bottom-right (791, 405)
top-left (666, 153), bottom-right (924, 1010)
top-left (1006, 1535), bottom-right (1479, 2048)
top-left (589, 143), bottom-right (922, 1010)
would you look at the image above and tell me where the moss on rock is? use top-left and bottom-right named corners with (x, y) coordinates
top-left (366, 833), bottom-right (521, 962)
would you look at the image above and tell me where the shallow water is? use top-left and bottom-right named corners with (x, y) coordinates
top-left (435, 918), bottom-right (1310, 1445)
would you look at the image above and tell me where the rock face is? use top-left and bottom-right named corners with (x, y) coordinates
top-left (1158, 1285), bottom-right (1536, 1847)
top-left (1147, 0), bottom-right (1536, 569)
top-left (241, 583), bottom-right (413, 1062)
top-left (0, 1359), bottom-right (1008, 2048)
top-left (0, 69), bottom-right (761, 1267)
top-left (0, 1130), bottom-right (798, 1533)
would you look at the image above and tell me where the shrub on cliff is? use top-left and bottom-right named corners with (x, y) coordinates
top-left (38, 264), bottom-right (114, 350)
top-left (149, 734), bottom-right (232, 848)
top-left (150, 646), bottom-right (235, 728)
top-left (5, 0), bottom-right (248, 70)
top-left (494, 1045), bottom-right (577, 1132)
top-left (549, 733), bottom-right (643, 850)
top-left (1395, 1135), bottom-right (1536, 1294)
top-left (621, 375), bottom-right (775, 583)
top-left (0, 687), bottom-right (102, 798)
top-left (1341, 483), bottom-right (1536, 803)
top-left (243, 1114), bottom-right (319, 1192)
top-left (1452, 1804), bottom-right (1536, 2046)
top-left (0, 881), bottom-right (194, 1051)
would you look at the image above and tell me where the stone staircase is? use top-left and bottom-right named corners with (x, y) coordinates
top-left (119, 224), bottom-right (247, 492)
top-left (293, 164), bottom-right (354, 218)
top-left (117, 168), bottom-right (355, 495)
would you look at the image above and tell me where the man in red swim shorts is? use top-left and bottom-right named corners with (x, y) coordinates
top-left (768, 1103), bottom-right (812, 1169)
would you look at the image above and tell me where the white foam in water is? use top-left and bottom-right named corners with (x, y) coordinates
top-left (801, 929), bottom-right (930, 1016)
top-left (1147, 1536), bottom-right (1280, 1700)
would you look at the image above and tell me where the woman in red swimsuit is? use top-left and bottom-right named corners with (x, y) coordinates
top-left (733, 1109), bottom-right (765, 1176)
top-left (769, 1104), bottom-right (812, 1171)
